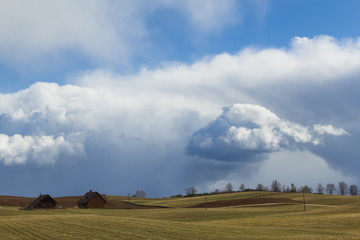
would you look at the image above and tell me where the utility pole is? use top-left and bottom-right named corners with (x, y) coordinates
top-left (128, 193), bottom-right (131, 210)
top-left (205, 195), bottom-right (207, 210)
top-left (302, 191), bottom-right (306, 211)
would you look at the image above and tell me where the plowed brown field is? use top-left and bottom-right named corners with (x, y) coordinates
top-left (0, 195), bottom-right (167, 209)
top-left (0, 196), bottom-right (35, 207)
top-left (187, 197), bottom-right (302, 208)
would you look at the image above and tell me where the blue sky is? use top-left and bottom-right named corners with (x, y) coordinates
top-left (0, 0), bottom-right (360, 197)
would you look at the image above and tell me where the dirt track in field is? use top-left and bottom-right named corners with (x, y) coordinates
top-left (187, 197), bottom-right (302, 208)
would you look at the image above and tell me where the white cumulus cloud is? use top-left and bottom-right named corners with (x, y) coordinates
top-left (314, 124), bottom-right (350, 136)
top-left (0, 35), bottom-right (358, 190)
top-left (0, 133), bottom-right (84, 165)
top-left (187, 104), bottom-right (349, 161)
top-left (0, 0), bottom-right (240, 66)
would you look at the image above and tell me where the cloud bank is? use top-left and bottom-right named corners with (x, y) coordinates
top-left (204, 151), bottom-right (357, 193)
top-left (186, 104), bottom-right (349, 161)
top-left (0, 133), bottom-right (84, 165)
top-left (0, 0), bottom-right (239, 66)
top-left (0, 35), bottom-right (359, 195)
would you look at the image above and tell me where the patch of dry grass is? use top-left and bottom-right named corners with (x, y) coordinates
top-left (0, 192), bottom-right (359, 239)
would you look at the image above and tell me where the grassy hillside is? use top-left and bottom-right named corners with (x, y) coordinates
top-left (0, 192), bottom-right (359, 239)
top-left (115, 191), bottom-right (273, 208)
top-left (117, 191), bottom-right (360, 208)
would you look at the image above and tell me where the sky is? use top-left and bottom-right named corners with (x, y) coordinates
top-left (0, 0), bottom-right (360, 197)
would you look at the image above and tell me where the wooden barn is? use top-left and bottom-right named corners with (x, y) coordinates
top-left (28, 194), bottom-right (57, 210)
top-left (77, 190), bottom-right (107, 209)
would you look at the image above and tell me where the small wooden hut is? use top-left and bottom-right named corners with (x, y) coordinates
top-left (28, 194), bottom-right (57, 210)
top-left (77, 190), bottom-right (107, 209)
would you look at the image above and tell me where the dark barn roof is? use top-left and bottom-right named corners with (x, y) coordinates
top-left (28, 194), bottom-right (57, 209)
top-left (100, 194), bottom-right (108, 202)
top-left (77, 191), bottom-right (107, 205)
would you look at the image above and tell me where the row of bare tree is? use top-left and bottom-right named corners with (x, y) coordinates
top-left (185, 180), bottom-right (358, 197)
top-left (267, 180), bottom-right (358, 196)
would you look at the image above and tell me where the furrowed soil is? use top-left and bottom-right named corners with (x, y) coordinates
top-left (0, 192), bottom-right (359, 239)
top-left (0, 196), bottom-right (35, 207)
top-left (187, 197), bottom-right (302, 208)
top-left (0, 195), bottom-right (167, 209)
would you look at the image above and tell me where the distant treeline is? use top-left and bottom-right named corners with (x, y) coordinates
top-left (171, 180), bottom-right (358, 198)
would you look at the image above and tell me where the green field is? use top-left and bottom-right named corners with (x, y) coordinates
top-left (0, 192), bottom-right (359, 239)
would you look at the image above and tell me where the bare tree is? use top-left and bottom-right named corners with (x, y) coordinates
top-left (239, 183), bottom-right (245, 192)
top-left (316, 183), bottom-right (324, 194)
top-left (338, 181), bottom-right (348, 195)
top-left (349, 184), bottom-right (358, 196)
top-left (290, 183), bottom-right (297, 193)
top-left (225, 182), bottom-right (234, 193)
top-left (271, 180), bottom-right (281, 192)
top-left (256, 184), bottom-right (264, 191)
top-left (212, 189), bottom-right (220, 194)
top-left (326, 184), bottom-right (336, 195)
top-left (299, 185), bottom-right (312, 193)
top-left (135, 190), bottom-right (146, 198)
top-left (185, 186), bottom-right (197, 197)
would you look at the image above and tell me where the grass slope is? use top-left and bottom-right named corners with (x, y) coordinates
top-left (119, 191), bottom-right (273, 208)
top-left (0, 192), bottom-right (359, 239)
